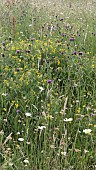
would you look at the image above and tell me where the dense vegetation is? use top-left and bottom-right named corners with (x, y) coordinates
top-left (0, 0), bottom-right (96, 169)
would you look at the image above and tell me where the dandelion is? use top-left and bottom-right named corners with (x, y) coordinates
top-left (83, 129), bottom-right (92, 134)
top-left (64, 118), bottom-right (73, 122)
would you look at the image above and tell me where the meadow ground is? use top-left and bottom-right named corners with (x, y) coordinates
top-left (0, 0), bottom-right (96, 169)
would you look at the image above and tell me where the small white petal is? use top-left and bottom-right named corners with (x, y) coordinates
top-left (25, 112), bottom-right (32, 117)
top-left (83, 129), bottom-right (92, 134)
top-left (23, 159), bottom-right (29, 164)
top-left (64, 118), bottom-right (73, 122)
top-left (38, 126), bottom-right (46, 130)
top-left (2, 93), bottom-right (8, 96)
top-left (39, 86), bottom-right (44, 92)
top-left (17, 132), bottom-right (20, 135)
top-left (18, 138), bottom-right (24, 142)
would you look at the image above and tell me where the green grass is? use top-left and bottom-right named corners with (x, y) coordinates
top-left (0, 0), bottom-right (96, 169)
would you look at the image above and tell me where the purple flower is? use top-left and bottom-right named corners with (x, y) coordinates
top-left (72, 51), bottom-right (76, 55)
top-left (16, 50), bottom-right (21, 53)
top-left (16, 110), bottom-right (21, 113)
top-left (70, 37), bottom-right (75, 41)
top-left (26, 49), bottom-right (30, 53)
top-left (30, 38), bottom-right (35, 41)
top-left (47, 79), bottom-right (52, 83)
top-left (2, 42), bottom-right (5, 46)
top-left (16, 68), bottom-right (20, 71)
top-left (62, 33), bottom-right (66, 37)
top-left (91, 113), bottom-right (95, 117)
top-left (79, 52), bottom-right (83, 55)
top-left (59, 18), bottom-right (63, 21)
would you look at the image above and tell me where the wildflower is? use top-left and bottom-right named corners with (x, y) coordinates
top-left (64, 118), bottom-right (73, 122)
top-left (70, 37), bottom-right (75, 41)
top-left (47, 79), bottom-right (52, 83)
top-left (16, 68), bottom-right (20, 71)
top-left (16, 110), bottom-right (21, 113)
top-left (16, 50), bottom-right (21, 53)
top-left (26, 50), bottom-right (30, 53)
top-left (72, 51), bottom-right (76, 55)
top-left (9, 36), bottom-right (12, 41)
top-left (39, 86), bottom-right (44, 92)
top-left (30, 37), bottom-right (35, 41)
top-left (2, 93), bottom-right (8, 96)
top-left (59, 18), bottom-right (63, 21)
top-left (61, 152), bottom-right (67, 156)
top-left (1, 53), bottom-right (5, 57)
top-left (38, 126), bottom-right (46, 130)
top-left (84, 149), bottom-right (89, 153)
top-left (23, 159), bottom-right (29, 164)
top-left (2, 42), bottom-right (5, 46)
top-left (17, 132), bottom-right (20, 135)
top-left (25, 112), bottom-right (32, 117)
top-left (46, 114), bottom-right (54, 120)
top-left (18, 138), bottom-right (24, 142)
top-left (83, 129), bottom-right (92, 134)
top-left (79, 52), bottom-right (83, 55)
top-left (62, 33), bottom-right (66, 37)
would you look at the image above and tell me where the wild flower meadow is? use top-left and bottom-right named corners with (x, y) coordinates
top-left (0, 0), bottom-right (96, 169)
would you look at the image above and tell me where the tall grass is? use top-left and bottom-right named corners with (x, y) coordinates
top-left (0, 0), bottom-right (96, 169)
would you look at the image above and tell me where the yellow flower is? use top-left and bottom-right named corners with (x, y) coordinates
top-left (77, 108), bottom-right (80, 113)
top-left (3, 108), bottom-right (6, 111)
top-left (58, 60), bottom-right (60, 65)
top-left (15, 103), bottom-right (19, 108)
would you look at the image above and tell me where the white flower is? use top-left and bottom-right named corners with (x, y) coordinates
top-left (64, 118), bottom-right (73, 122)
top-left (25, 112), bottom-right (32, 117)
top-left (29, 24), bottom-right (32, 27)
top-left (83, 129), bottom-right (92, 134)
top-left (39, 86), bottom-right (44, 92)
top-left (23, 159), bottom-right (29, 164)
top-left (18, 138), bottom-right (24, 142)
top-left (61, 152), bottom-right (67, 156)
top-left (84, 149), bottom-right (89, 153)
top-left (17, 132), bottom-right (20, 135)
top-left (2, 93), bottom-right (8, 96)
top-left (38, 126), bottom-right (46, 130)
